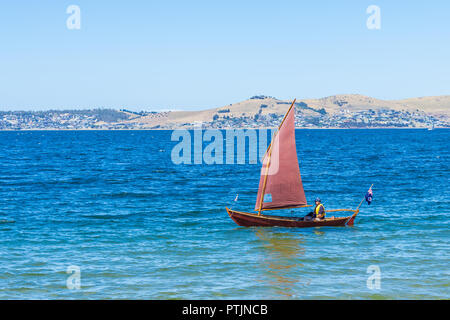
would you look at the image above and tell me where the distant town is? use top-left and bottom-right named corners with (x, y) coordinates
top-left (1, 95), bottom-right (449, 130)
top-left (208, 101), bottom-right (447, 129)
top-left (0, 109), bottom-right (154, 130)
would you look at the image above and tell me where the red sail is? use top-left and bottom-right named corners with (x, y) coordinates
top-left (255, 104), bottom-right (307, 211)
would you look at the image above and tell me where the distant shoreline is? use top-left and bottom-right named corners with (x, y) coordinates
top-left (0, 127), bottom-right (447, 132)
top-left (2, 95), bottom-right (449, 130)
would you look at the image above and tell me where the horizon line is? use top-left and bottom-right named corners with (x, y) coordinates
top-left (1, 93), bottom-right (449, 112)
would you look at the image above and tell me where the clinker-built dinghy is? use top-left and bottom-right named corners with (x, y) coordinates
top-left (226, 99), bottom-right (368, 228)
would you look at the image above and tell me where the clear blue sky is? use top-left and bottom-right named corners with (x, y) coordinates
top-left (0, 0), bottom-right (449, 111)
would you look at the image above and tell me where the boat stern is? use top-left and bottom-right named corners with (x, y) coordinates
top-left (346, 210), bottom-right (359, 226)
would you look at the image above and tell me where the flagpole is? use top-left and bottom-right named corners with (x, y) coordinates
top-left (230, 194), bottom-right (239, 210)
top-left (355, 184), bottom-right (373, 212)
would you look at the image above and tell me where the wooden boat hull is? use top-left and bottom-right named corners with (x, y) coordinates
top-left (226, 208), bottom-right (357, 228)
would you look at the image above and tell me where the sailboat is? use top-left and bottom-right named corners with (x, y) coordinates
top-left (226, 99), bottom-right (364, 228)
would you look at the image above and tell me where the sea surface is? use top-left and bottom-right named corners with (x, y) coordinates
top-left (0, 129), bottom-right (448, 299)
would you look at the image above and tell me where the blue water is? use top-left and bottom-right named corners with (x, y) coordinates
top-left (0, 129), bottom-right (448, 299)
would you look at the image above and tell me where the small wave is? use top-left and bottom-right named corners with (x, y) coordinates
top-left (81, 212), bottom-right (141, 219)
top-left (94, 191), bottom-right (157, 199)
top-left (0, 219), bottom-right (15, 224)
top-left (81, 214), bottom-right (119, 220)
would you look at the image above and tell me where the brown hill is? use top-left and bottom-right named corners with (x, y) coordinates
top-left (302, 94), bottom-right (450, 115)
top-left (124, 94), bottom-right (450, 128)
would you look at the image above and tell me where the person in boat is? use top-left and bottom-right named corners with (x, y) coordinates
top-left (304, 198), bottom-right (326, 221)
